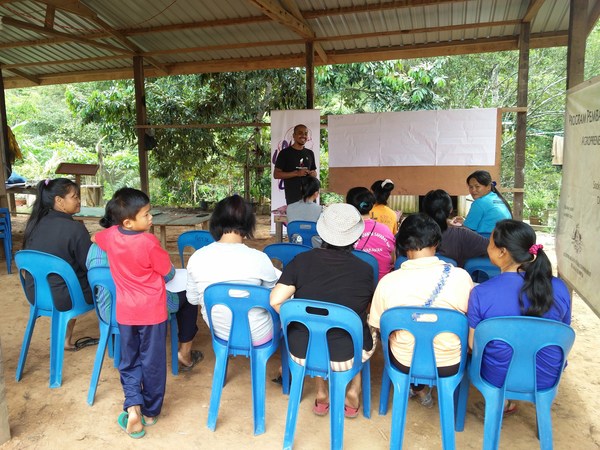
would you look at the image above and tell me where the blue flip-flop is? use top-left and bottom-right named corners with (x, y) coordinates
top-left (117, 412), bottom-right (145, 439)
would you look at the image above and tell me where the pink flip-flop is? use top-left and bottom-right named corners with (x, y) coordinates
top-left (312, 400), bottom-right (330, 416)
top-left (344, 404), bottom-right (360, 419)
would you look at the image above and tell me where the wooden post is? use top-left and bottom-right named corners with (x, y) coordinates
top-left (514, 23), bottom-right (530, 221)
top-left (567, 0), bottom-right (588, 89)
top-left (0, 68), bottom-right (10, 209)
top-left (0, 338), bottom-right (11, 444)
top-left (133, 56), bottom-right (149, 195)
top-left (305, 41), bottom-right (314, 109)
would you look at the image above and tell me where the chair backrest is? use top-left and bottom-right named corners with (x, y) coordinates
top-left (279, 299), bottom-right (364, 378)
top-left (394, 255), bottom-right (408, 270)
top-left (469, 316), bottom-right (575, 393)
top-left (87, 266), bottom-right (118, 328)
top-left (351, 250), bottom-right (379, 285)
top-left (203, 283), bottom-right (281, 356)
top-left (380, 306), bottom-right (468, 382)
top-left (263, 243), bottom-right (311, 269)
top-left (177, 230), bottom-right (215, 267)
top-left (15, 250), bottom-right (87, 313)
top-left (286, 220), bottom-right (318, 245)
top-left (464, 256), bottom-right (500, 283)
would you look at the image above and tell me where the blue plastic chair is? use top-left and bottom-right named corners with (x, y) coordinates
top-left (177, 230), bottom-right (215, 267)
top-left (263, 243), bottom-right (311, 269)
top-left (378, 306), bottom-right (469, 450)
top-left (279, 299), bottom-right (371, 450)
top-left (204, 283), bottom-right (289, 435)
top-left (286, 220), bottom-right (318, 245)
top-left (352, 249), bottom-right (379, 287)
top-left (464, 256), bottom-right (500, 283)
top-left (0, 207), bottom-right (12, 273)
top-left (467, 317), bottom-right (575, 450)
top-left (15, 250), bottom-right (95, 388)
top-left (394, 254), bottom-right (457, 270)
top-left (86, 267), bottom-right (181, 405)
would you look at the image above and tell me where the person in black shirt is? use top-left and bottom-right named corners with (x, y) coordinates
top-left (274, 124), bottom-right (317, 204)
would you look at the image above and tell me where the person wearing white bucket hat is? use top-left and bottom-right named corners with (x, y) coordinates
top-left (271, 203), bottom-right (377, 418)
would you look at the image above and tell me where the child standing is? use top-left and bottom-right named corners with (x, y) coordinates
top-left (93, 188), bottom-right (173, 439)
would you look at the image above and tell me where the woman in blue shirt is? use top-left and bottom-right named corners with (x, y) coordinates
top-left (461, 170), bottom-right (512, 235)
top-left (467, 220), bottom-right (571, 414)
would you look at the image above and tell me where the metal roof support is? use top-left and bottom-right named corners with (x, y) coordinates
top-left (133, 56), bottom-right (149, 195)
top-left (305, 41), bottom-right (314, 109)
top-left (0, 67), bottom-right (10, 208)
top-left (514, 22), bottom-right (530, 221)
top-left (567, 0), bottom-right (588, 89)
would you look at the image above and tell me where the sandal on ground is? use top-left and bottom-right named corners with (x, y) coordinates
top-left (117, 412), bottom-right (145, 439)
top-left (180, 350), bottom-right (204, 372)
top-left (503, 400), bottom-right (518, 417)
top-left (312, 400), bottom-right (330, 416)
top-left (344, 404), bottom-right (360, 419)
top-left (416, 387), bottom-right (434, 408)
top-left (142, 415), bottom-right (159, 427)
top-left (66, 337), bottom-right (99, 352)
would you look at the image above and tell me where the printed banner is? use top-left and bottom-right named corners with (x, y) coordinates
top-left (556, 75), bottom-right (600, 317)
top-left (328, 108), bottom-right (497, 167)
top-left (270, 110), bottom-right (321, 233)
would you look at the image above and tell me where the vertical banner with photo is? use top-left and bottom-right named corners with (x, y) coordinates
top-left (270, 110), bottom-right (321, 234)
top-left (556, 75), bottom-right (600, 317)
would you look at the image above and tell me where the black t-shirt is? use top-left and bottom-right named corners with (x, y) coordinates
top-left (278, 248), bottom-right (374, 361)
top-left (275, 146), bottom-right (317, 204)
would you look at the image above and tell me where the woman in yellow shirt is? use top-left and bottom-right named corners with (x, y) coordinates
top-left (370, 179), bottom-right (399, 235)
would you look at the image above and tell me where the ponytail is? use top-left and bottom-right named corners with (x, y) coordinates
top-left (23, 178), bottom-right (78, 248)
top-left (490, 181), bottom-right (513, 217)
top-left (492, 220), bottom-right (554, 317)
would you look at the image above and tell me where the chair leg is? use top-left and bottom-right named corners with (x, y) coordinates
top-left (389, 379), bottom-right (411, 449)
top-left (49, 312), bottom-right (69, 388)
top-left (207, 346), bottom-right (229, 431)
top-left (438, 379), bottom-right (457, 450)
top-left (250, 352), bottom-right (269, 435)
top-left (283, 365), bottom-right (306, 450)
top-left (535, 394), bottom-right (555, 450)
top-left (379, 368), bottom-right (392, 415)
top-left (329, 373), bottom-right (347, 450)
top-left (361, 361), bottom-right (371, 419)
top-left (87, 328), bottom-right (110, 405)
top-left (113, 334), bottom-right (121, 367)
top-left (16, 310), bottom-right (37, 382)
top-left (280, 340), bottom-right (290, 395)
top-left (481, 392), bottom-right (505, 450)
top-left (455, 371), bottom-right (470, 432)
top-left (169, 315), bottom-right (179, 376)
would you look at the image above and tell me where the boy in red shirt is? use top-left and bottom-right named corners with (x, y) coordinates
top-left (94, 188), bottom-right (173, 438)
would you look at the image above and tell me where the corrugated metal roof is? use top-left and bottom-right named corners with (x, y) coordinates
top-left (0, 0), bottom-right (591, 88)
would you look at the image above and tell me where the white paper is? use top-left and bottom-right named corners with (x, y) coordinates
top-left (166, 269), bottom-right (187, 293)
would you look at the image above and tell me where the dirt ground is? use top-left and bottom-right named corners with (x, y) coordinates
top-left (0, 214), bottom-right (599, 450)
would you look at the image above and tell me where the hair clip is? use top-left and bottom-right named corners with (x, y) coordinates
top-left (491, 181), bottom-right (497, 187)
top-left (359, 201), bottom-right (369, 210)
top-left (44, 178), bottom-right (51, 186)
top-left (528, 244), bottom-right (543, 255)
top-left (381, 179), bottom-right (393, 188)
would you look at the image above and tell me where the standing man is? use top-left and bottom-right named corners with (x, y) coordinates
top-left (274, 124), bottom-right (318, 204)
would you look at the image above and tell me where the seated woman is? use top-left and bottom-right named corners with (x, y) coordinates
top-left (286, 176), bottom-right (322, 224)
top-left (87, 199), bottom-right (203, 371)
top-left (422, 189), bottom-right (488, 267)
top-left (23, 178), bottom-right (93, 351)
top-left (370, 179), bottom-right (399, 235)
top-left (369, 213), bottom-right (473, 407)
top-left (458, 170), bottom-right (512, 235)
top-left (186, 195), bottom-right (279, 346)
top-left (347, 187), bottom-right (395, 281)
top-left (467, 219), bottom-right (571, 414)
top-left (270, 203), bottom-right (376, 418)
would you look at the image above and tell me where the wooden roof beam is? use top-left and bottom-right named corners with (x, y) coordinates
top-left (522, 0), bottom-right (547, 23)
top-left (303, 0), bottom-right (462, 19)
top-left (588, 0), bottom-right (600, 35)
top-left (0, 16), bottom-right (133, 55)
top-left (44, 4), bottom-right (56, 29)
top-left (247, 0), bottom-right (314, 38)
top-left (280, 0), bottom-right (327, 63)
top-left (5, 67), bottom-right (40, 84)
